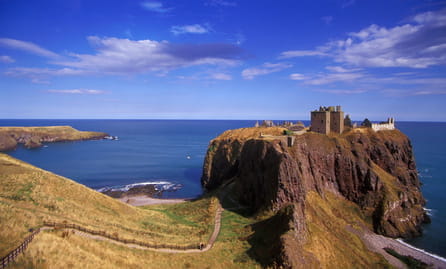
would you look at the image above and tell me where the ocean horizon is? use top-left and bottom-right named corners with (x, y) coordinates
top-left (1, 119), bottom-right (445, 258)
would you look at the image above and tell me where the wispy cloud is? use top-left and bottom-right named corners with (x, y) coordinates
top-left (140, 1), bottom-right (172, 13)
top-left (206, 0), bottom-right (237, 7)
top-left (342, 0), bottom-right (356, 8)
top-left (210, 72), bottom-right (232, 80)
top-left (289, 73), bottom-right (306, 80)
top-left (171, 24), bottom-right (210, 35)
top-left (0, 55), bottom-right (14, 63)
top-left (4, 36), bottom-right (244, 81)
top-left (242, 62), bottom-right (292, 80)
top-left (304, 72), bottom-right (365, 85)
top-left (0, 38), bottom-right (59, 58)
top-left (279, 8), bottom-right (446, 68)
top-left (325, 66), bottom-right (360, 73)
top-left (278, 50), bottom-right (326, 59)
top-left (321, 16), bottom-right (333, 25)
top-left (46, 89), bottom-right (106, 95)
top-left (315, 88), bottom-right (367, 94)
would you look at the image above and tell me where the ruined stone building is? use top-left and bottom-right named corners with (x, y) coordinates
top-left (372, 118), bottom-right (395, 131)
top-left (310, 106), bottom-right (344, 134)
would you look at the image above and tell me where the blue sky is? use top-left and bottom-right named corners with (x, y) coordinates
top-left (0, 0), bottom-right (445, 121)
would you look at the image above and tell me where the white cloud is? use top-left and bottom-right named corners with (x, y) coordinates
top-left (279, 8), bottom-right (446, 68)
top-left (210, 72), bottom-right (232, 80)
top-left (278, 50), bottom-right (326, 59)
top-left (171, 24), bottom-right (209, 35)
top-left (140, 1), bottom-right (172, 13)
top-left (289, 73), bottom-right (306, 80)
top-left (242, 62), bottom-right (292, 80)
top-left (46, 89), bottom-right (106, 95)
top-left (325, 66), bottom-right (361, 73)
top-left (0, 38), bottom-right (59, 58)
top-left (5, 36), bottom-right (244, 81)
top-left (0, 55), bottom-right (14, 63)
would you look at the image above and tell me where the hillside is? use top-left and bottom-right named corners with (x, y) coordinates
top-left (0, 153), bottom-right (260, 268)
top-left (202, 127), bottom-right (432, 267)
top-left (0, 126), bottom-right (107, 151)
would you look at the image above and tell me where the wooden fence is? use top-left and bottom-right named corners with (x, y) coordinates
top-left (0, 228), bottom-right (40, 269)
top-left (0, 220), bottom-right (207, 268)
top-left (43, 221), bottom-right (203, 251)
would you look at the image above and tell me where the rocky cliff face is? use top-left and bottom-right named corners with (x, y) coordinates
top-left (202, 127), bottom-right (429, 239)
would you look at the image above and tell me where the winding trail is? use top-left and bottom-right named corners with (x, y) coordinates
top-left (41, 202), bottom-right (224, 254)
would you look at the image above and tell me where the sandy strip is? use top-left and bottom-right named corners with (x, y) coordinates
top-left (117, 195), bottom-right (189, 206)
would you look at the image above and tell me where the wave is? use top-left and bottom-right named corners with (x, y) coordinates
top-left (423, 207), bottom-right (435, 216)
top-left (97, 180), bottom-right (183, 193)
top-left (396, 239), bottom-right (446, 263)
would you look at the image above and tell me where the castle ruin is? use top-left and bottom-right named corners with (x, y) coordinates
top-left (372, 118), bottom-right (395, 131)
top-left (310, 106), bottom-right (344, 134)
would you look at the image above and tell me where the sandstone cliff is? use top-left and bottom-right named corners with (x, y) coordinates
top-left (0, 126), bottom-right (107, 151)
top-left (202, 127), bottom-right (429, 267)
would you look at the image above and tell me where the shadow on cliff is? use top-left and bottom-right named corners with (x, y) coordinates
top-left (245, 205), bottom-right (296, 268)
top-left (216, 180), bottom-right (295, 267)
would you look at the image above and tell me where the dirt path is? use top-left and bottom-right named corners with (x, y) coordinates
top-left (41, 202), bottom-right (224, 254)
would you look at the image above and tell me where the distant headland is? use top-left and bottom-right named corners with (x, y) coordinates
top-left (0, 126), bottom-right (108, 151)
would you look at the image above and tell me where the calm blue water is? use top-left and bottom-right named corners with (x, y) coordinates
top-left (0, 120), bottom-right (256, 198)
top-left (0, 120), bottom-right (445, 257)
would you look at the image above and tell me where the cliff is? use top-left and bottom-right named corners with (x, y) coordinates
top-left (202, 127), bottom-right (430, 267)
top-left (0, 126), bottom-right (107, 151)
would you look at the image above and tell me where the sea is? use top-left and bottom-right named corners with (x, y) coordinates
top-left (0, 119), bottom-right (445, 257)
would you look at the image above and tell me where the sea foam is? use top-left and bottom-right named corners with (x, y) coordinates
top-left (97, 181), bottom-right (183, 193)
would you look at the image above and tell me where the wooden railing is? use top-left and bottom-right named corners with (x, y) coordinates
top-left (43, 221), bottom-right (203, 251)
top-left (1, 209), bottom-right (220, 268)
top-left (1, 228), bottom-right (40, 269)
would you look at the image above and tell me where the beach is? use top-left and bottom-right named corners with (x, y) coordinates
top-left (117, 195), bottom-right (189, 206)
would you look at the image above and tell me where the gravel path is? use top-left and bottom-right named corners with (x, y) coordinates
top-left (41, 202), bottom-right (224, 254)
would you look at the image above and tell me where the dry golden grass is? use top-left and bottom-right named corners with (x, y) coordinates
top-left (0, 153), bottom-right (213, 256)
top-left (0, 153), bottom-right (261, 268)
top-left (304, 191), bottom-right (391, 268)
top-left (216, 127), bottom-right (286, 141)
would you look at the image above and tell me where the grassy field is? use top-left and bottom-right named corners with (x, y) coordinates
top-left (0, 153), bottom-right (261, 268)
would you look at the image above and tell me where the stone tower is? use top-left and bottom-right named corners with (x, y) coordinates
top-left (310, 108), bottom-right (330, 134)
top-left (310, 106), bottom-right (344, 134)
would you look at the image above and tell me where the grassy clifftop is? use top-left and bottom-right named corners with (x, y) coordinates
top-left (0, 126), bottom-right (107, 151)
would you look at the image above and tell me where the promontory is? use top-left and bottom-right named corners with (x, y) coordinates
top-left (201, 111), bottom-right (433, 267)
top-left (0, 126), bottom-right (108, 151)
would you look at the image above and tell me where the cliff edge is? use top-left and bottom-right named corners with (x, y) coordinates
top-left (202, 127), bottom-right (430, 267)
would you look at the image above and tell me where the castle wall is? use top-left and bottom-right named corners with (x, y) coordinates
top-left (330, 111), bottom-right (344, 134)
top-left (371, 118), bottom-right (395, 131)
top-left (310, 111), bottom-right (330, 134)
top-left (372, 123), bottom-right (395, 131)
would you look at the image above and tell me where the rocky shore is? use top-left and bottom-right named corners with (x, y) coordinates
top-left (101, 184), bottom-right (188, 206)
